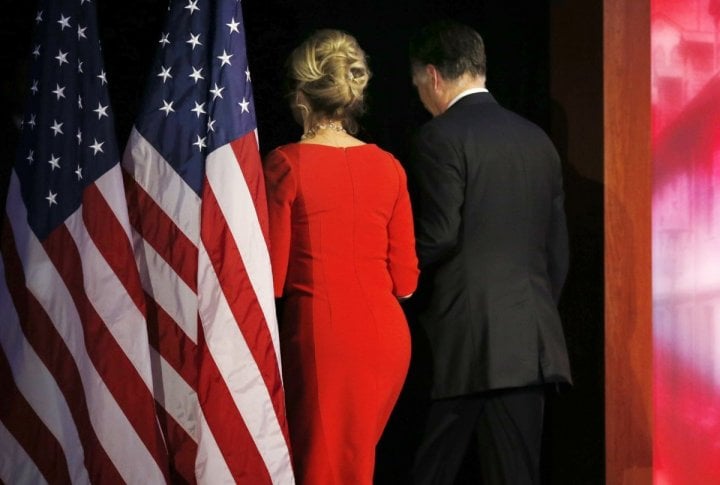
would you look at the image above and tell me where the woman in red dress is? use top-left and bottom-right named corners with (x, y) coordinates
top-left (264, 29), bottom-right (419, 484)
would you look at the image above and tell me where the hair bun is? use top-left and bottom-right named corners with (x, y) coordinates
top-left (288, 29), bottom-right (371, 133)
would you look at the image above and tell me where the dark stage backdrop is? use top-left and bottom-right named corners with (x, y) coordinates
top-left (0, 1), bottom-right (552, 189)
top-left (0, 1), bottom-right (604, 483)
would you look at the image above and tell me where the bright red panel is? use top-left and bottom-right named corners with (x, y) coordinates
top-left (652, 0), bottom-right (720, 482)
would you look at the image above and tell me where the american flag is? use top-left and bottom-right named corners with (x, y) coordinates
top-left (121, 0), bottom-right (293, 483)
top-left (0, 0), bottom-right (171, 483)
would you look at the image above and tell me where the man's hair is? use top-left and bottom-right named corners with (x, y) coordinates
top-left (409, 20), bottom-right (486, 81)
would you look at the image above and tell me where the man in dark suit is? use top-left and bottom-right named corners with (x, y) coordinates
top-left (407, 20), bottom-right (572, 484)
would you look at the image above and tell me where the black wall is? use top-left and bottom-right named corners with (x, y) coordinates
top-left (243, 0), bottom-right (551, 160)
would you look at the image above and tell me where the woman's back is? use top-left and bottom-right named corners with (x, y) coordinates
top-left (264, 142), bottom-right (418, 484)
top-left (266, 143), bottom-right (416, 298)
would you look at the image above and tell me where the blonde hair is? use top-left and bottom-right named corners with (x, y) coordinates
top-left (288, 29), bottom-right (370, 134)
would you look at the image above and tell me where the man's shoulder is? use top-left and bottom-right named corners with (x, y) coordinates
top-left (455, 99), bottom-right (551, 139)
top-left (415, 116), bottom-right (456, 150)
top-left (416, 98), bottom-right (499, 141)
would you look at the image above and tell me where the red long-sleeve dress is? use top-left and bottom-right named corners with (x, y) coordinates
top-left (264, 143), bottom-right (419, 484)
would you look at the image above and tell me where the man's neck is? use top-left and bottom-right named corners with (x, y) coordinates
top-left (440, 75), bottom-right (486, 113)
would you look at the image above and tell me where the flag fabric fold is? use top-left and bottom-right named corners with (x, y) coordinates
top-left (121, 0), bottom-right (293, 483)
top-left (0, 0), bottom-right (170, 483)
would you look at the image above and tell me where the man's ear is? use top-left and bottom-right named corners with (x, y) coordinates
top-left (427, 65), bottom-right (440, 91)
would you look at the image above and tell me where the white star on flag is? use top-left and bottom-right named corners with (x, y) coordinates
top-left (52, 84), bottom-right (66, 100)
top-left (187, 33), bottom-right (202, 49)
top-left (47, 153), bottom-right (61, 170)
top-left (158, 65), bottom-right (173, 82)
top-left (227, 17), bottom-right (240, 33)
top-left (210, 83), bottom-right (225, 99)
top-left (55, 49), bottom-right (69, 66)
top-left (217, 49), bottom-right (233, 66)
top-left (89, 138), bottom-right (104, 155)
top-left (57, 14), bottom-right (71, 30)
top-left (189, 66), bottom-right (204, 83)
top-left (45, 190), bottom-right (58, 206)
top-left (185, 0), bottom-right (200, 14)
top-left (50, 120), bottom-right (64, 136)
top-left (238, 97), bottom-right (250, 113)
top-left (93, 102), bottom-right (109, 119)
top-left (192, 134), bottom-right (207, 150)
top-left (191, 101), bottom-right (207, 118)
top-left (159, 100), bottom-right (175, 116)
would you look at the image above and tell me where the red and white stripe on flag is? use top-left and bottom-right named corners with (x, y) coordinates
top-left (0, 167), bottom-right (171, 484)
top-left (117, 0), bottom-right (294, 481)
top-left (1, 0), bottom-right (172, 481)
top-left (122, 126), bottom-right (293, 484)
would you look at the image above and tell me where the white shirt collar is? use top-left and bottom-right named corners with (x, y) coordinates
top-left (446, 87), bottom-right (489, 110)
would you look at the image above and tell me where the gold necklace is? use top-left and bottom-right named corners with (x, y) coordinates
top-left (301, 120), bottom-right (346, 140)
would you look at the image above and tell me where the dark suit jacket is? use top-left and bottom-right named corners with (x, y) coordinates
top-left (409, 92), bottom-right (571, 399)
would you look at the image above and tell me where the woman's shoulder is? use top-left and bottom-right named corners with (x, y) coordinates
top-left (367, 144), bottom-right (405, 170)
top-left (263, 144), bottom-right (302, 180)
top-left (264, 143), bottom-right (304, 166)
top-left (354, 143), bottom-right (401, 163)
top-left (355, 145), bottom-right (409, 186)
top-left (266, 142), bottom-right (301, 158)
